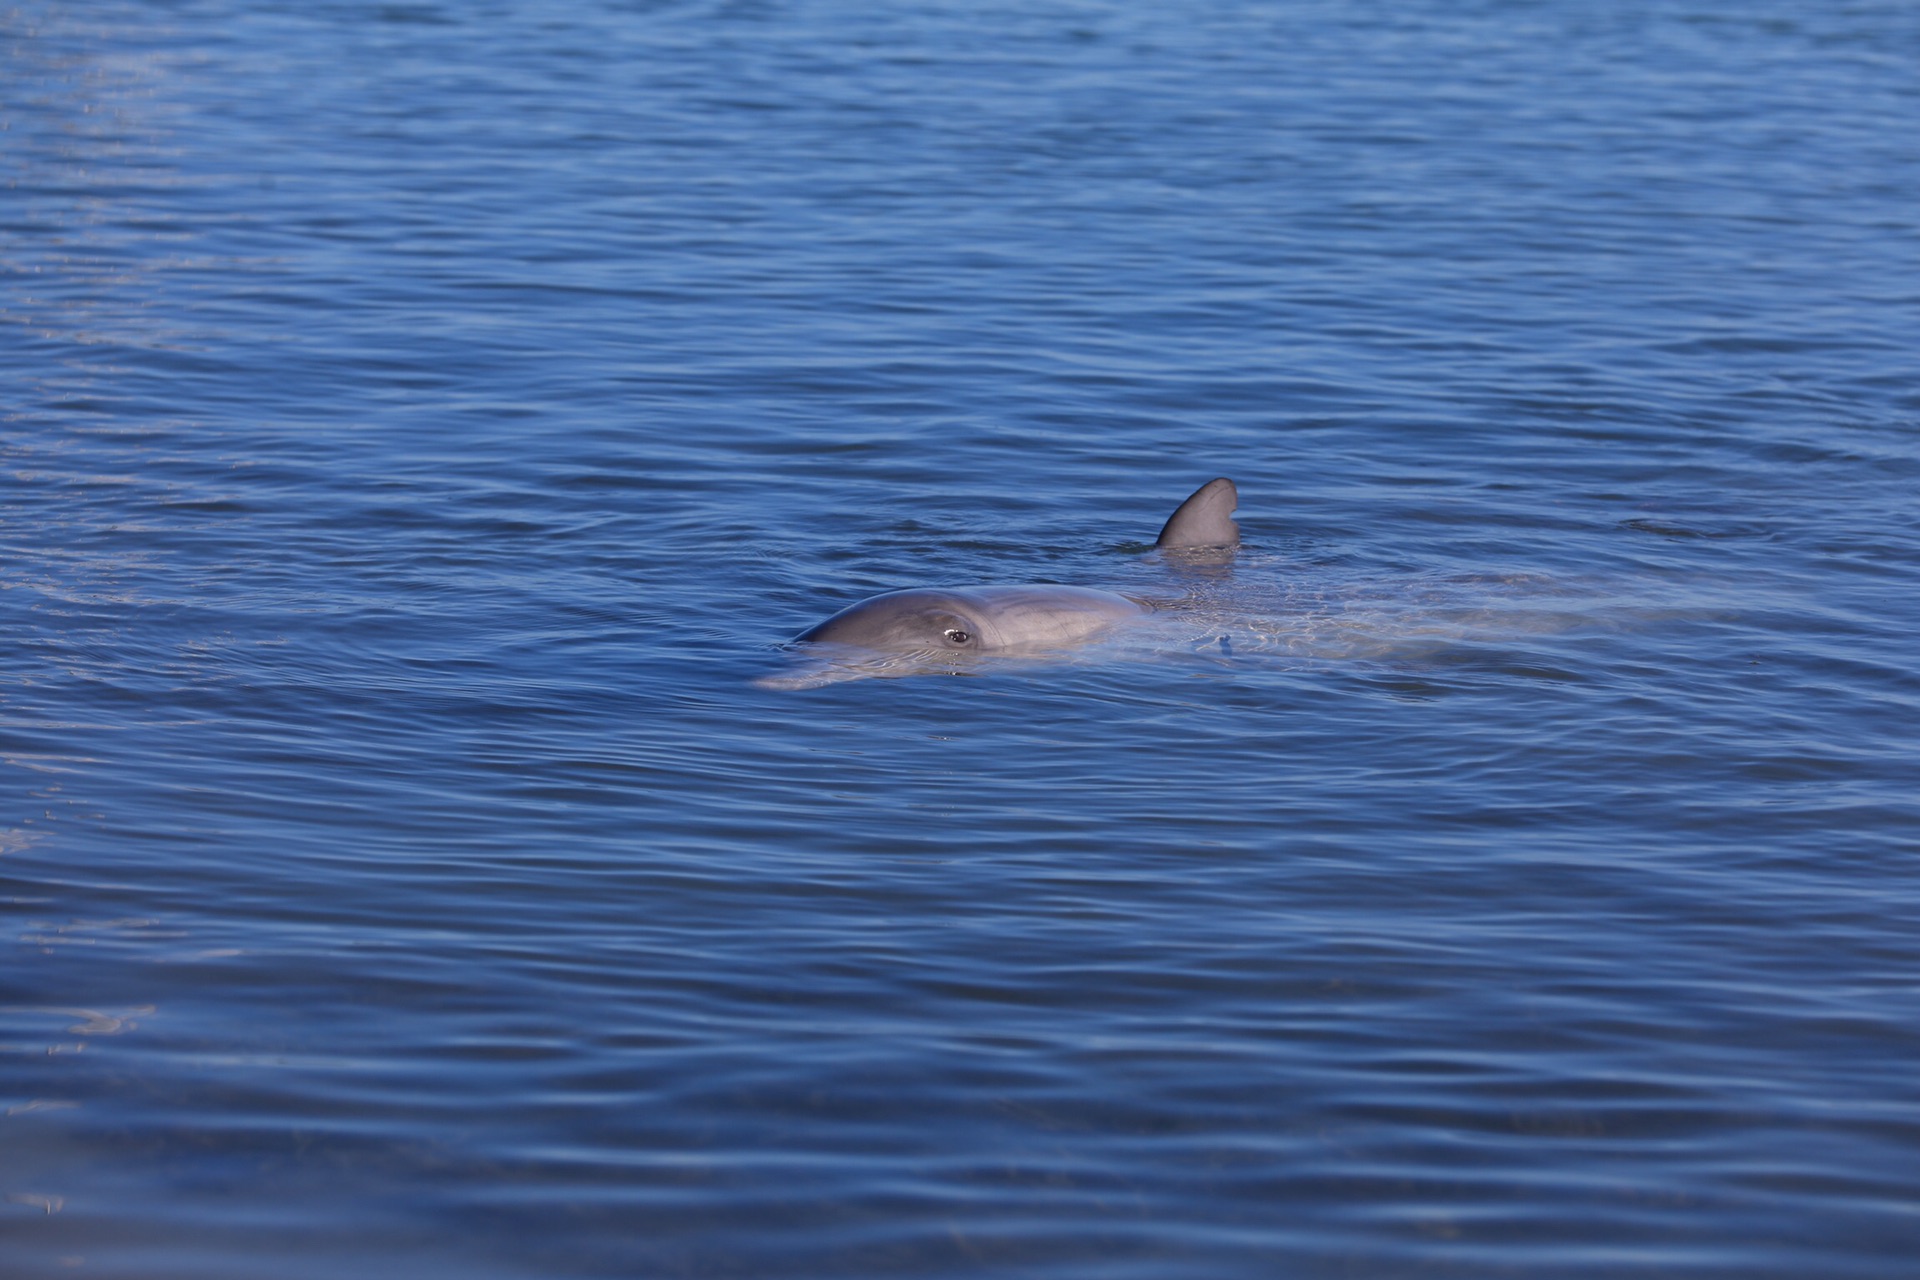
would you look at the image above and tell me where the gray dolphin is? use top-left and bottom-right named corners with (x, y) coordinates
top-left (758, 478), bottom-right (1238, 688)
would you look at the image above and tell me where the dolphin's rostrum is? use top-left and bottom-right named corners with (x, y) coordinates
top-left (759, 479), bottom-right (1238, 688)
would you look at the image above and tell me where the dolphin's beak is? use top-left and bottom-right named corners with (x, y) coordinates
top-left (754, 646), bottom-right (973, 690)
top-left (753, 661), bottom-right (860, 690)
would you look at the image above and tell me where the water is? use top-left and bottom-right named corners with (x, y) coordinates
top-left (5, 1), bottom-right (1919, 1275)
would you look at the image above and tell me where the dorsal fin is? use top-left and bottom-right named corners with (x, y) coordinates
top-left (1155, 477), bottom-right (1239, 548)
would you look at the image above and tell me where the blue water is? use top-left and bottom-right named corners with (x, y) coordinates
top-left (5, 1), bottom-right (1920, 1276)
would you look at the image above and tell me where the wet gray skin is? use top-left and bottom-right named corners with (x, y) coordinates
top-left (759, 479), bottom-right (1239, 688)
top-left (795, 584), bottom-right (1150, 654)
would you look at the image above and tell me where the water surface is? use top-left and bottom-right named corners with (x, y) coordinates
top-left (5, 2), bottom-right (1920, 1276)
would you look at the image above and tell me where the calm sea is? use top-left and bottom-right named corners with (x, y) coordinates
top-left (5, 2), bottom-right (1919, 1276)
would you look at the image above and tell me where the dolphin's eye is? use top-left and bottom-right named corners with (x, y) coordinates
top-left (944, 629), bottom-right (972, 645)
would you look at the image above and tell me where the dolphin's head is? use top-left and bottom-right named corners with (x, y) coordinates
top-left (754, 589), bottom-right (989, 689)
top-left (758, 585), bottom-right (1148, 689)
top-left (794, 588), bottom-right (990, 653)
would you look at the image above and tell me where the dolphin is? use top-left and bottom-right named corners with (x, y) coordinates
top-left (758, 478), bottom-right (1239, 688)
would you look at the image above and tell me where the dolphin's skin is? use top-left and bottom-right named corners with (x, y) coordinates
top-left (760, 478), bottom-right (1238, 688)
top-left (795, 584), bottom-right (1149, 655)
top-left (1156, 477), bottom-right (1239, 550)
